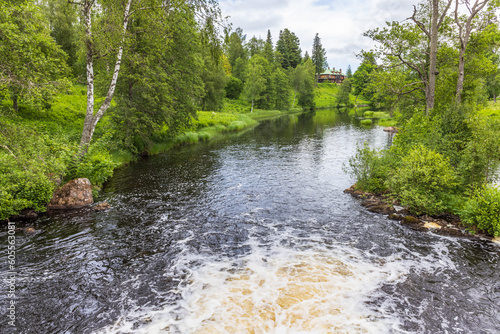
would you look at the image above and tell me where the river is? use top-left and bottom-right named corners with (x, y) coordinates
top-left (1, 111), bottom-right (499, 333)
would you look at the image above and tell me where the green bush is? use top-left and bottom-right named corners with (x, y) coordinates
top-left (73, 150), bottom-right (117, 186)
top-left (343, 143), bottom-right (389, 193)
top-left (390, 111), bottom-right (442, 158)
top-left (461, 185), bottom-right (500, 237)
top-left (387, 145), bottom-right (457, 215)
top-left (363, 111), bottom-right (374, 117)
top-left (0, 119), bottom-right (75, 218)
top-left (0, 170), bottom-right (56, 219)
top-left (67, 134), bottom-right (118, 186)
top-left (458, 115), bottom-right (500, 189)
top-left (360, 119), bottom-right (372, 126)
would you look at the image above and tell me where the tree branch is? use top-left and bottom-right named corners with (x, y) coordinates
top-left (409, 5), bottom-right (430, 38)
top-left (438, 0), bottom-right (454, 28)
top-left (1, 145), bottom-right (17, 159)
top-left (128, 4), bottom-right (170, 18)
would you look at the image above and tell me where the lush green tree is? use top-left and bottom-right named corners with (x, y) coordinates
top-left (346, 65), bottom-right (352, 78)
top-left (461, 24), bottom-right (500, 104)
top-left (453, 0), bottom-right (496, 104)
top-left (247, 36), bottom-right (265, 57)
top-left (273, 67), bottom-right (291, 110)
top-left (251, 54), bottom-right (274, 110)
top-left (366, 0), bottom-right (452, 114)
top-left (232, 57), bottom-right (247, 83)
top-left (109, 2), bottom-right (206, 153)
top-left (225, 76), bottom-right (244, 99)
top-left (44, 0), bottom-right (81, 77)
top-left (292, 58), bottom-right (316, 110)
top-left (244, 55), bottom-right (267, 113)
top-left (409, 0), bottom-right (453, 111)
top-left (336, 77), bottom-right (352, 107)
top-left (352, 51), bottom-right (377, 101)
top-left (201, 53), bottom-right (228, 111)
top-left (0, 1), bottom-right (70, 112)
top-left (276, 28), bottom-right (302, 69)
top-left (70, 0), bottom-right (223, 152)
top-left (263, 29), bottom-right (274, 65)
top-left (311, 33), bottom-right (328, 76)
top-left (227, 27), bottom-right (247, 68)
top-left (303, 51), bottom-right (311, 63)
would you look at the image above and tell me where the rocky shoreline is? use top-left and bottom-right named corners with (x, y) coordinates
top-left (2, 178), bottom-right (111, 233)
top-left (344, 186), bottom-right (500, 244)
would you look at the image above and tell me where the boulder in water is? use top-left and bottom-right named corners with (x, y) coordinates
top-left (48, 178), bottom-right (93, 210)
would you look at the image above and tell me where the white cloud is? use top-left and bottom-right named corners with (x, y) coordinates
top-left (219, 0), bottom-right (416, 71)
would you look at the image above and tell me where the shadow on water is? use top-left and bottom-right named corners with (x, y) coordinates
top-left (0, 110), bottom-right (498, 333)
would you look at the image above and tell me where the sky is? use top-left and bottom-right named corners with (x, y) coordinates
top-left (218, 0), bottom-right (418, 72)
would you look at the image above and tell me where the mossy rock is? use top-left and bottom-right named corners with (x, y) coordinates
top-left (388, 214), bottom-right (403, 221)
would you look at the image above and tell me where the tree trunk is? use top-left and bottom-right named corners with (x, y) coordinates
top-left (456, 46), bottom-right (467, 104)
top-left (454, 0), bottom-right (489, 104)
top-left (251, 99), bottom-right (254, 113)
top-left (12, 95), bottom-right (18, 112)
top-left (494, 93), bottom-right (497, 103)
top-left (78, 0), bottom-right (133, 153)
top-left (79, 0), bottom-right (95, 153)
top-left (426, 0), bottom-right (439, 114)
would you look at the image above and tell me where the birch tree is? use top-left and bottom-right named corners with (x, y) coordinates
top-left (69, 0), bottom-right (222, 153)
top-left (453, 0), bottom-right (494, 103)
top-left (68, 0), bottom-right (133, 152)
top-left (244, 55), bottom-right (267, 113)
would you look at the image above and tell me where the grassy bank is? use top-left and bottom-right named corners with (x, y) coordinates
top-left (314, 82), bottom-right (370, 109)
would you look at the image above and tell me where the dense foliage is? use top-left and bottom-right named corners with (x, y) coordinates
top-left (0, 0), bottom-right (324, 219)
top-left (345, 0), bottom-right (500, 236)
top-left (461, 185), bottom-right (500, 237)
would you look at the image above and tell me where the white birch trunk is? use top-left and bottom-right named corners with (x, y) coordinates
top-left (79, 0), bottom-right (133, 152)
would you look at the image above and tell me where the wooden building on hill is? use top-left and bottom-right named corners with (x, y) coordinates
top-left (318, 68), bottom-right (345, 84)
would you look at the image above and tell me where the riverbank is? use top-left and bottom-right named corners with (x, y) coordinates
top-left (344, 186), bottom-right (500, 244)
top-left (0, 94), bottom-right (302, 221)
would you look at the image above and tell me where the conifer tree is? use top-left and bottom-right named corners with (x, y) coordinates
top-left (276, 28), bottom-right (302, 69)
top-left (346, 65), bottom-right (353, 78)
top-left (311, 33), bottom-right (327, 76)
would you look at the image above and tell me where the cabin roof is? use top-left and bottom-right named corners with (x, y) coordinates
top-left (320, 68), bottom-right (343, 75)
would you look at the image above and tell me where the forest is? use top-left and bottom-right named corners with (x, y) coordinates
top-left (1, 0), bottom-right (500, 237)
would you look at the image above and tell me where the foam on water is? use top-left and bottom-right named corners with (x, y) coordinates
top-left (98, 237), bottom-right (415, 334)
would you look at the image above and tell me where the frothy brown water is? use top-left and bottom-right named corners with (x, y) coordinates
top-left (102, 248), bottom-right (404, 333)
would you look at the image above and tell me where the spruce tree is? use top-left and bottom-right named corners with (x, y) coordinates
top-left (346, 65), bottom-right (353, 78)
top-left (303, 51), bottom-right (310, 63)
top-left (311, 33), bottom-right (327, 76)
top-left (263, 29), bottom-right (274, 64)
top-left (276, 28), bottom-right (302, 69)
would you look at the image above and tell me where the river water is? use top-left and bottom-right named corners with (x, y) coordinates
top-left (1, 111), bottom-right (499, 334)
